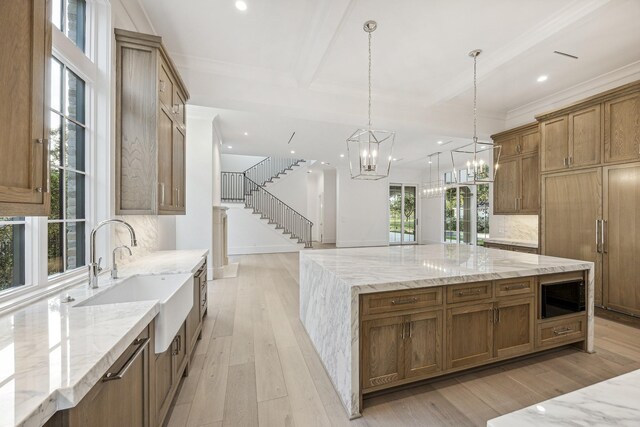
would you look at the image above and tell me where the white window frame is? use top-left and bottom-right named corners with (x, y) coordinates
top-left (0, 0), bottom-right (111, 310)
top-left (388, 183), bottom-right (420, 246)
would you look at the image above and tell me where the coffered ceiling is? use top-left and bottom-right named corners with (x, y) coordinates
top-left (137, 0), bottom-right (640, 165)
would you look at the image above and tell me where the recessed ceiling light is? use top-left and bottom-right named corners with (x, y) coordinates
top-left (392, 158), bottom-right (397, 161)
top-left (243, 132), bottom-right (248, 136)
top-left (227, 145), bottom-right (232, 149)
top-left (340, 154), bottom-right (345, 158)
top-left (307, 170), bottom-right (312, 174)
top-left (290, 150), bottom-right (295, 154)
top-left (428, 160), bottom-right (433, 164)
top-left (537, 75), bottom-right (548, 82)
top-left (320, 162), bottom-right (325, 165)
top-left (235, 1), bottom-right (247, 11)
top-left (437, 140), bottom-right (443, 145)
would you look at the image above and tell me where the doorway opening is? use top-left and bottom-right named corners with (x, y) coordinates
top-left (389, 184), bottom-right (417, 245)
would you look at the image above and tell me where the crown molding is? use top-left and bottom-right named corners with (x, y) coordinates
top-left (505, 59), bottom-right (640, 128)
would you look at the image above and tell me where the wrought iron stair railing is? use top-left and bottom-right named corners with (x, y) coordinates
top-left (245, 157), bottom-right (305, 186)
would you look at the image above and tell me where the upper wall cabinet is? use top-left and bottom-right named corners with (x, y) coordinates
top-left (115, 29), bottom-right (189, 215)
top-left (604, 92), bottom-right (640, 163)
top-left (0, 0), bottom-right (51, 216)
top-left (491, 123), bottom-right (540, 215)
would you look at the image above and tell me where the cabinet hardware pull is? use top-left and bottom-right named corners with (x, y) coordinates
top-left (497, 308), bottom-right (501, 323)
top-left (160, 183), bottom-right (165, 205)
top-left (103, 337), bottom-right (150, 382)
top-left (553, 327), bottom-right (574, 336)
top-left (489, 308), bottom-right (494, 323)
top-left (35, 187), bottom-right (43, 193)
top-left (569, 156), bottom-right (573, 166)
top-left (595, 219), bottom-right (602, 253)
top-left (36, 138), bottom-right (46, 144)
top-left (159, 80), bottom-right (166, 92)
top-left (401, 322), bottom-right (406, 339)
top-left (602, 219), bottom-right (608, 254)
top-left (172, 336), bottom-right (179, 355)
top-left (391, 297), bottom-right (418, 305)
top-left (456, 289), bottom-right (481, 297)
top-left (504, 284), bottom-right (527, 291)
top-left (409, 322), bottom-right (413, 338)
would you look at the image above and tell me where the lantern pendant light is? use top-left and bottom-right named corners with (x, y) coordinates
top-left (423, 152), bottom-right (447, 198)
top-left (450, 49), bottom-right (501, 185)
top-left (346, 20), bottom-right (395, 180)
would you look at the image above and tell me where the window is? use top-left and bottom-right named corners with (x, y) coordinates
top-left (389, 184), bottom-right (417, 245)
top-left (0, 218), bottom-right (26, 291)
top-left (48, 59), bottom-right (87, 276)
top-left (52, 0), bottom-right (86, 52)
top-left (443, 181), bottom-right (491, 245)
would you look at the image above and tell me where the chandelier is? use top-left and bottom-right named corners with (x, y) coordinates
top-left (450, 49), bottom-right (501, 185)
top-left (346, 20), bottom-right (395, 180)
top-left (422, 152), bottom-right (448, 198)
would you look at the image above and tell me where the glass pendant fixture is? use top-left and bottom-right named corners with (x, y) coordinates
top-left (346, 20), bottom-right (395, 180)
top-left (422, 152), bottom-right (447, 198)
top-left (450, 49), bottom-right (501, 185)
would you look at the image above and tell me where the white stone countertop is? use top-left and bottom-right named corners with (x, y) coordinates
top-left (487, 369), bottom-right (640, 426)
top-left (484, 237), bottom-right (539, 248)
top-left (300, 244), bottom-right (590, 293)
top-left (0, 249), bottom-right (207, 427)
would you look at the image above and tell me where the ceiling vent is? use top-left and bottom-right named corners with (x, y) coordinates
top-left (553, 50), bottom-right (579, 59)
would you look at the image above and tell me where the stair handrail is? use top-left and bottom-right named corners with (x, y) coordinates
top-left (243, 176), bottom-right (313, 226)
top-left (244, 156), bottom-right (304, 186)
top-left (244, 175), bottom-right (313, 247)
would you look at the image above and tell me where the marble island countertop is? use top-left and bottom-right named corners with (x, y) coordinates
top-left (487, 369), bottom-right (640, 426)
top-left (0, 249), bottom-right (207, 427)
top-left (300, 244), bottom-right (589, 293)
top-left (299, 244), bottom-right (595, 419)
top-left (483, 237), bottom-right (539, 248)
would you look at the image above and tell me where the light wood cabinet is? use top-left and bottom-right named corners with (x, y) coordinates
top-left (361, 315), bottom-right (406, 390)
top-left (46, 325), bottom-right (151, 427)
top-left (187, 268), bottom-right (204, 355)
top-left (603, 163), bottom-right (640, 316)
top-left (541, 169), bottom-right (603, 305)
top-left (0, 0), bottom-right (51, 216)
top-left (446, 303), bottom-right (494, 369)
top-left (115, 29), bottom-right (189, 215)
top-left (492, 123), bottom-right (540, 214)
top-left (540, 106), bottom-right (601, 172)
top-left (404, 310), bottom-right (443, 379)
top-left (494, 297), bottom-right (534, 358)
top-left (604, 92), bottom-right (640, 163)
top-left (484, 242), bottom-right (539, 254)
top-left (154, 321), bottom-right (188, 426)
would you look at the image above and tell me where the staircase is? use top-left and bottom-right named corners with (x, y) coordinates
top-left (221, 157), bottom-right (313, 248)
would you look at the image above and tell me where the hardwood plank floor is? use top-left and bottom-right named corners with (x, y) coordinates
top-left (167, 252), bottom-right (640, 427)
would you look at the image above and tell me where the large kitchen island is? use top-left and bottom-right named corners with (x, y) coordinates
top-left (299, 244), bottom-right (594, 419)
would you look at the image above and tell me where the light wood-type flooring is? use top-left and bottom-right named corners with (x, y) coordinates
top-left (166, 252), bottom-right (640, 427)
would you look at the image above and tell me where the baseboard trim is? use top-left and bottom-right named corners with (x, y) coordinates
top-left (335, 240), bottom-right (389, 248)
top-left (228, 245), bottom-right (302, 255)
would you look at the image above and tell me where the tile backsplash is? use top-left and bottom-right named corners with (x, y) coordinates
top-left (490, 215), bottom-right (538, 242)
top-left (111, 215), bottom-right (176, 265)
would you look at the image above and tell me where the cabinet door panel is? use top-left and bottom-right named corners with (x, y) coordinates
top-left (158, 61), bottom-right (174, 109)
top-left (361, 316), bottom-right (405, 390)
top-left (186, 276), bottom-right (201, 354)
top-left (541, 116), bottom-right (569, 172)
top-left (446, 303), bottom-right (493, 370)
top-left (603, 164), bottom-right (640, 315)
top-left (495, 297), bottom-right (534, 359)
top-left (542, 170), bottom-right (602, 305)
top-left (494, 157), bottom-right (519, 214)
top-left (405, 310), bottom-right (442, 379)
top-left (520, 153), bottom-right (539, 213)
top-left (0, 0), bottom-right (49, 215)
top-left (496, 135), bottom-right (519, 157)
top-left (604, 93), bottom-right (640, 163)
top-left (155, 345), bottom-right (174, 422)
top-left (157, 108), bottom-right (174, 209)
top-left (172, 126), bottom-right (185, 210)
top-left (520, 128), bottom-right (540, 154)
top-left (570, 105), bottom-right (601, 168)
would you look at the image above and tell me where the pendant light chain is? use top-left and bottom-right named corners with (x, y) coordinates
top-left (473, 53), bottom-right (477, 143)
top-left (368, 31), bottom-right (372, 130)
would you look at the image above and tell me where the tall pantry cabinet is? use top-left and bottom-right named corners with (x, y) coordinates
top-left (115, 29), bottom-right (189, 215)
top-left (540, 81), bottom-right (640, 315)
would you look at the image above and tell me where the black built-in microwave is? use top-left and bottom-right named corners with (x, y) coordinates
top-left (541, 278), bottom-right (586, 319)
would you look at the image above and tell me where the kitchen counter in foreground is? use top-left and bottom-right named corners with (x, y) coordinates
top-left (299, 244), bottom-right (594, 419)
top-left (0, 249), bottom-right (207, 427)
top-left (487, 369), bottom-right (640, 426)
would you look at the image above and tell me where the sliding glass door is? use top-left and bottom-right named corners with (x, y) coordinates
top-left (444, 184), bottom-right (490, 245)
top-left (389, 184), bottom-right (417, 245)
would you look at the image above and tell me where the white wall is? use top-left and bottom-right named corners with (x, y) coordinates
top-left (175, 106), bottom-right (221, 272)
top-left (220, 154), bottom-right (266, 172)
top-left (224, 203), bottom-right (302, 254)
top-left (321, 169), bottom-right (337, 243)
top-left (265, 162), bottom-right (310, 217)
top-left (335, 163), bottom-right (389, 248)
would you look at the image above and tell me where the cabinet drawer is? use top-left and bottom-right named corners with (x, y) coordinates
top-left (495, 277), bottom-right (534, 297)
top-left (362, 288), bottom-right (442, 316)
top-left (446, 282), bottom-right (493, 304)
top-left (536, 315), bottom-right (586, 348)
